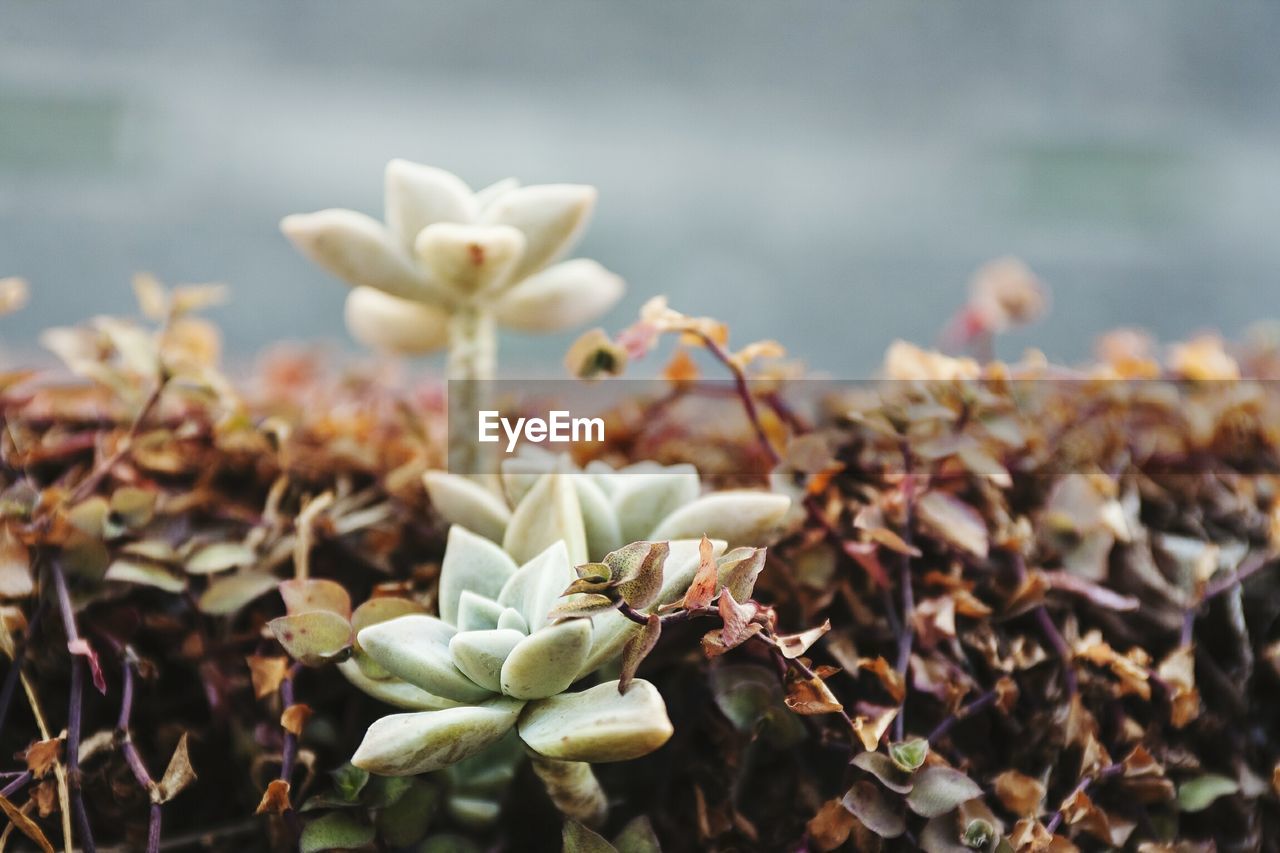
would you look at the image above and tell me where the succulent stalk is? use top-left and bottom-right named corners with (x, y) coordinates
top-left (529, 753), bottom-right (607, 828)
top-left (447, 304), bottom-right (497, 473)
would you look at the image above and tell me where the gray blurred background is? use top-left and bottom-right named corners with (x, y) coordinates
top-left (2, 0), bottom-right (1279, 374)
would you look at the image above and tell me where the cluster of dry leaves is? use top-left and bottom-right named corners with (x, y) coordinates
top-left (2, 278), bottom-right (1280, 850)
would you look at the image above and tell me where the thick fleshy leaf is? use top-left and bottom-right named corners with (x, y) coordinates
top-left (351, 598), bottom-right (427, 679)
top-left (280, 578), bottom-right (351, 618)
top-left (336, 660), bottom-right (462, 711)
top-left (906, 766), bottom-right (983, 818)
top-left (649, 491), bottom-right (791, 548)
top-left (423, 473), bottom-right (511, 544)
top-left (344, 287), bottom-right (450, 355)
top-left (497, 607), bottom-right (529, 633)
top-left (889, 738), bottom-right (930, 772)
top-left (608, 467), bottom-right (700, 545)
top-left (450, 628), bottom-right (525, 693)
top-left (573, 476), bottom-right (624, 559)
top-left (518, 679), bottom-right (673, 762)
top-left (269, 611), bottom-right (352, 666)
top-left (503, 474), bottom-right (588, 567)
top-left (351, 698), bottom-right (524, 775)
top-left (842, 781), bottom-right (906, 838)
top-left (281, 209), bottom-right (430, 302)
top-left (481, 184), bottom-right (596, 281)
top-left (500, 618), bottom-right (593, 699)
top-left (438, 525), bottom-right (519, 627)
top-left (384, 159), bottom-right (478, 248)
top-left (493, 260), bottom-right (624, 332)
top-left (456, 590), bottom-right (506, 632)
top-left (581, 538), bottom-right (724, 673)
top-left (414, 222), bottom-right (525, 298)
top-left (358, 615), bottom-right (492, 702)
top-left (498, 540), bottom-right (576, 631)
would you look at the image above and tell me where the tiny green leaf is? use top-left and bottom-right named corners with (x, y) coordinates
top-left (300, 812), bottom-right (375, 853)
top-left (889, 738), bottom-right (930, 772)
top-left (1178, 773), bottom-right (1239, 812)
top-left (269, 611), bottom-right (353, 667)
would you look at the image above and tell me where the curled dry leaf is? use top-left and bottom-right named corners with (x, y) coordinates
top-left (852, 706), bottom-right (898, 751)
top-left (619, 614), bottom-right (660, 694)
top-left (0, 792), bottom-right (55, 853)
top-left (246, 655), bottom-right (290, 700)
top-left (776, 619), bottom-right (831, 659)
top-left (994, 768), bottom-right (1046, 817)
top-left (255, 779), bottom-right (292, 815)
top-left (24, 737), bottom-right (61, 778)
top-left (156, 733), bottom-right (197, 804)
top-left (281, 703), bottom-right (314, 736)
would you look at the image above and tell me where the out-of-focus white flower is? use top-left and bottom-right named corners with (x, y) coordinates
top-left (281, 160), bottom-right (624, 354)
top-left (0, 277), bottom-right (29, 316)
top-left (1168, 334), bottom-right (1240, 381)
top-left (967, 256), bottom-right (1049, 334)
top-left (883, 340), bottom-right (981, 381)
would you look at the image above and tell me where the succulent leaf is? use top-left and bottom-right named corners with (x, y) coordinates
top-left (648, 491), bottom-right (791, 548)
top-left (500, 618), bottom-right (593, 699)
top-left (269, 611), bottom-right (352, 666)
top-left (480, 184), bottom-right (596, 282)
top-left (449, 629), bottom-right (526, 693)
top-left (608, 467), bottom-right (700, 544)
top-left (517, 679), bottom-right (673, 763)
top-left (352, 697), bottom-right (525, 776)
top-left (438, 526), bottom-right (519, 626)
top-left (493, 260), bottom-right (625, 334)
top-left (336, 660), bottom-right (463, 711)
top-left (423, 473), bottom-right (511, 544)
top-left (358, 615), bottom-right (493, 703)
top-left (497, 539), bottom-right (576, 632)
top-left (503, 475), bottom-right (588, 567)
top-left (456, 590), bottom-right (506, 632)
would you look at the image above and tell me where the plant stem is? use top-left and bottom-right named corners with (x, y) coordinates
top-left (117, 649), bottom-right (161, 853)
top-left (893, 441), bottom-right (915, 741)
top-left (51, 562), bottom-right (96, 852)
top-left (528, 753), bottom-right (607, 828)
top-left (0, 607), bottom-right (41, 736)
top-left (446, 305), bottom-right (497, 475)
top-left (1, 769), bottom-right (31, 799)
top-left (276, 661), bottom-right (304, 836)
top-left (927, 688), bottom-right (997, 743)
top-left (690, 329), bottom-right (781, 467)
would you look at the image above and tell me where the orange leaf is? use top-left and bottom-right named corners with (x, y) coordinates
top-left (281, 703), bottom-right (313, 737)
top-left (246, 655), bottom-right (289, 700)
top-left (24, 737), bottom-right (61, 778)
top-left (255, 779), bottom-right (292, 815)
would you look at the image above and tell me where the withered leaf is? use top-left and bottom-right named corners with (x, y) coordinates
top-left (785, 672), bottom-right (845, 716)
top-left (24, 737), bottom-right (61, 778)
top-left (806, 798), bottom-right (856, 852)
top-left (852, 705), bottom-right (898, 750)
top-left (605, 541), bottom-right (669, 610)
top-left (619, 614), bottom-right (660, 694)
top-left (681, 535), bottom-right (719, 611)
top-left (717, 589), bottom-right (759, 652)
top-left (155, 732), bottom-right (197, 803)
top-left (281, 703), bottom-right (313, 736)
top-left (994, 768), bottom-right (1046, 817)
top-left (246, 655), bottom-right (290, 700)
top-left (858, 656), bottom-right (906, 704)
top-left (0, 792), bottom-right (55, 853)
top-left (255, 779), bottom-right (292, 815)
top-left (776, 619), bottom-right (831, 659)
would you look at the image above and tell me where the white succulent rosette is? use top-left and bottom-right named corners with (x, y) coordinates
top-left (423, 451), bottom-right (792, 570)
top-left (346, 531), bottom-right (716, 773)
top-left (281, 160), bottom-right (624, 355)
